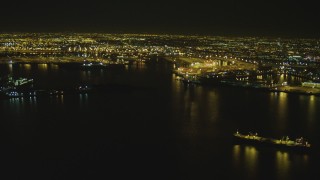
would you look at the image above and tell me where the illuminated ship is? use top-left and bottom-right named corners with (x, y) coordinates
top-left (0, 76), bottom-right (33, 98)
top-left (81, 62), bottom-right (108, 69)
top-left (233, 130), bottom-right (311, 151)
top-left (1, 75), bottom-right (33, 90)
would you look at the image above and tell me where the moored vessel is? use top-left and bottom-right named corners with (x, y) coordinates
top-left (233, 130), bottom-right (311, 151)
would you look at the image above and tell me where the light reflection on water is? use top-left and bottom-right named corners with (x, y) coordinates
top-left (50, 63), bottom-right (59, 70)
top-left (3, 97), bottom-right (37, 123)
top-left (232, 145), bottom-right (258, 179)
top-left (277, 92), bottom-right (288, 132)
top-left (233, 145), bottom-right (241, 167)
top-left (8, 64), bottom-right (13, 74)
top-left (79, 93), bottom-right (88, 108)
top-left (38, 63), bottom-right (48, 72)
top-left (207, 90), bottom-right (219, 122)
top-left (307, 95), bottom-right (316, 122)
top-left (80, 70), bottom-right (93, 82)
top-left (23, 64), bottom-right (31, 73)
top-left (268, 92), bottom-right (319, 136)
top-left (244, 146), bottom-right (258, 177)
top-left (275, 150), bottom-right (310, 180)
top-left (8, 98), bottom-right (25, 114)
top-left (232, 145), bottom-right (312, 180)
top-left (49, 95), bottom-right (65, 106)
top-left (232, 145), bottom-right (313, 179)
top-left (276, 151), bottom-right (290, 179)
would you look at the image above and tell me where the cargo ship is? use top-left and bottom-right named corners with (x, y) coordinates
top-left (233, 130), bottom-right (311, 151)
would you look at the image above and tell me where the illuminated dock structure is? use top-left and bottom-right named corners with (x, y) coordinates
top-left (302, 82), bottom-right (320, 89)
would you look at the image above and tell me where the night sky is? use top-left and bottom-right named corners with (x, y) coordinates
top-left (1, 0), bottom-right (319, 37)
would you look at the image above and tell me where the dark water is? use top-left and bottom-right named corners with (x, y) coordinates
top-left (1, 61), bottom-right (320, 179)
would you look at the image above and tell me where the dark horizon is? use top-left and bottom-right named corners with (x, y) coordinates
top-left (1, 0), bottom-right (320, 38)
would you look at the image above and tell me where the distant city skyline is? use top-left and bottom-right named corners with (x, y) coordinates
top-left (1, 0), bottom-right (319, 37)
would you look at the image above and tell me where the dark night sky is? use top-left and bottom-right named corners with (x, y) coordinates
top-left (1, 0), bottom-right (319, 37)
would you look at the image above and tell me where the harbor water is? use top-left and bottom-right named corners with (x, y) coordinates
top-left (0, 60), bottom-right (320, 179)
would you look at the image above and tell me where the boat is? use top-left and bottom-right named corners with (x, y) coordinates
top-left (181, 77), bottom-right (201, 85)
top-left (81, 62), bottom-right (108, 69)
top-left (233, 130), bottom-right (311, 151)
top-left (0, 75), bottom-right (33, 90)
top-left (77, 85), bottom-right (92, 93)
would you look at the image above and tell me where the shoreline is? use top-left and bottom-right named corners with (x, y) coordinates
top-left (2, 59), bottom-right (320, 96)
top-left (0, 56), bottom-right (110, 64)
